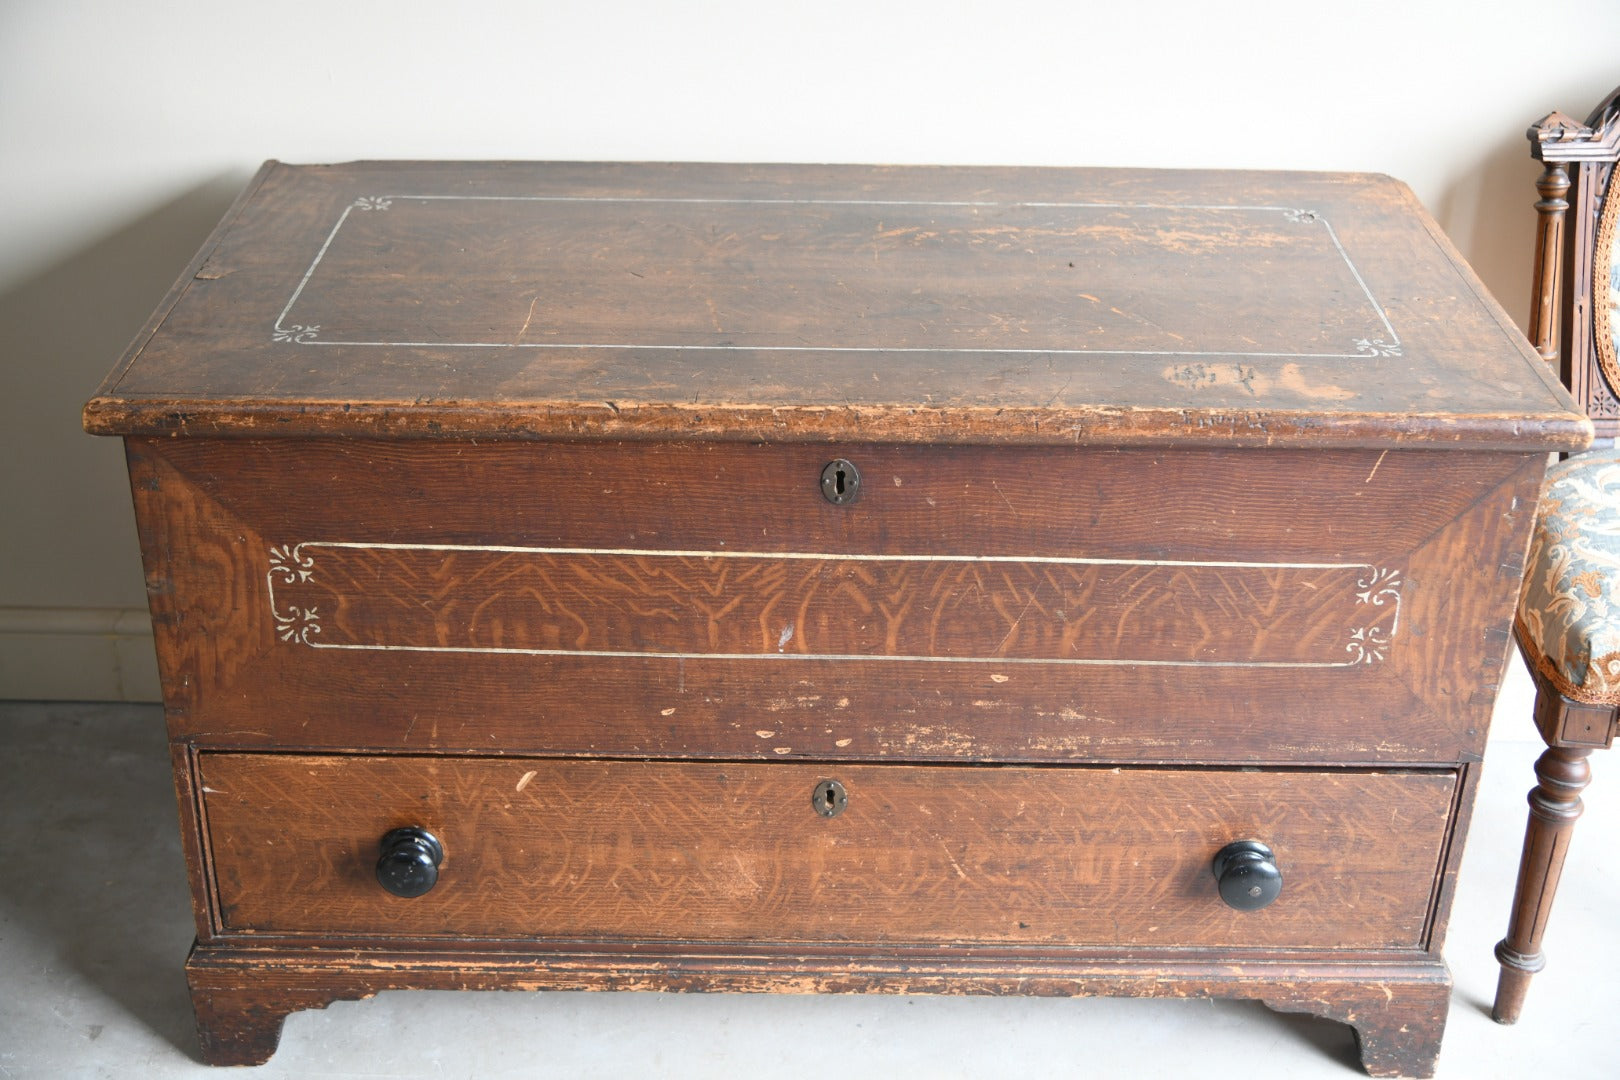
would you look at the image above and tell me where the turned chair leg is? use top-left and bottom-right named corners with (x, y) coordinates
top-left (1492, 744), bottom-right (1593, 1023)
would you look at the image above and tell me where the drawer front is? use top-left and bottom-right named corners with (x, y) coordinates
top-left (134, 438), bottom-right (1542, 764)
top-left (200, 753), bottom-right (1455, 950)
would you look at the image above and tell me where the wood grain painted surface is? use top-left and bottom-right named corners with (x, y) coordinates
top-left (84, 162), bottom-right (1588, 451)
top-left (82, 162), bottom-right (1565, 1076)
top-left (180, 944), bottom-right (1456, 1076)
top-left (199, 753), bottom-right (1456, 951)
top-left (269, 544), bottom-right (1398, 666)
top-left (128, 437), bottom-right (1542, 764)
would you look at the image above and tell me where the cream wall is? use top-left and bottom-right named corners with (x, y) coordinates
top-left (2, 0), bottom-right (1617, 699)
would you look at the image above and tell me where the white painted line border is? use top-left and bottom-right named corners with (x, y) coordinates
top-left (272, 197), bottom-right (1402, 358)
top-left (265, 541), bottom-right (1403, 669)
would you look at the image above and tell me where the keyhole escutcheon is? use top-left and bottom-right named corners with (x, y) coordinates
top-left (820, 459), bottom-right (861, 505)
top-left (812, 779), bottom-right (848, 818)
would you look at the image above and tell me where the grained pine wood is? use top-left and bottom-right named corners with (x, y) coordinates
top-left (190, 982), bottom-right (345, 1068)
top-left (274, 545), bottom-right (1392, 665)
top-left (129, 438), bottom-right (1522, 562)
top-left (184, 945), bottom-right (1455, 1076)
top-left (81, 162), bottom-right (1576, 1075)
top-left (199, 754), bottom-right (1455, 950)
top-left (83, 162), bottom-right (1588, 451)
top-left (127, 438), bottom-right (1540, 766)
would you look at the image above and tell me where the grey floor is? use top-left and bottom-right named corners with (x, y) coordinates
top-left (2, 658), bottom-right (1615, 1079)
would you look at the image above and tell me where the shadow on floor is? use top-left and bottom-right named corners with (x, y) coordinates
top-left (0, 702), bottom-right (200, 1058)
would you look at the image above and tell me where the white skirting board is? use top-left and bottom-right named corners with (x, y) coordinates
top-left (0, 607), bottom-right (160, 702)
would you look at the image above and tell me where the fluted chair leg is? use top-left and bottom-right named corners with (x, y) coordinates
top-left (1492, 743), bottom-right (1593, 1023)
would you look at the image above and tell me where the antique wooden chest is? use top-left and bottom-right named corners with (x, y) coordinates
top-left (83, 162), bottom-right (1591, 1076)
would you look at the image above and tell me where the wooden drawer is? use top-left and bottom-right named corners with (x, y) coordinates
top-left (136, 437), bottom-right (1540, 765)
top-left (199, 753), bottom-right (1456, 951)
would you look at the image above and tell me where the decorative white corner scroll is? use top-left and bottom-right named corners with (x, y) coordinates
top-left (268, 544), bottom-right (321, 644)
top-left (1345, 567), bottom-right (1402, 664)
top-left (1354, 337), bottom-right (1403, 357)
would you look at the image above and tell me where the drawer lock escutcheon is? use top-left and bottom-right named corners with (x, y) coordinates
top-left (1212, 839), bottom-right (1283, 911)
top-left (812, 779), bottom-right (849, 818)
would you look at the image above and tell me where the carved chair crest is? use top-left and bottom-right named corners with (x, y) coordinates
top-left (1529, 87), bottom-right (1620, 438)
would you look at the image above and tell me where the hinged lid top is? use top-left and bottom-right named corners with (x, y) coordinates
top-left (84, 161), bottom-right (1590, 450)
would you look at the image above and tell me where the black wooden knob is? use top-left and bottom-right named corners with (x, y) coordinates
top-left (1212, 840), bottom-right (1282, 911)
top-left (376, 826), bottom-right (443, 898)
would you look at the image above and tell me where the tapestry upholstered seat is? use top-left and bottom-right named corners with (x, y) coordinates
top-left (1517, 447), bottom-right (1620, 704)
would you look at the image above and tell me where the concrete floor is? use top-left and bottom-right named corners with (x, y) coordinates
top-left (1, 658), bottom-right (1615, 1079)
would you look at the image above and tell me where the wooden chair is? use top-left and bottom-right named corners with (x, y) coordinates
top-left (1492, 86), bottom-right (1620, 1024)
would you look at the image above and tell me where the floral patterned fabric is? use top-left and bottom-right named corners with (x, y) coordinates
top-left (1518, 447), bottom-right (1620, 703)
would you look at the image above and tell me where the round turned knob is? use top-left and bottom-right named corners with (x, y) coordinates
top-left (376, 826), bottom-right (444, 898)
top-left (1211, 840), bottom-right (1282, 911)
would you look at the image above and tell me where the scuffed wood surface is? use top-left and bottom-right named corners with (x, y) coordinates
top-left (83, 161), bottom-right (1589, 451)
top-left (89, 162), bottom-right (1564, 1076)
top-left (199, 753), bottom-right (1455, 951)
top-left (184, 944), bottom-right (1453, 1076)
top-left (129, 437), bottom-right (1541, 765)
top-left (272, 544), bottom-right (1395, 666)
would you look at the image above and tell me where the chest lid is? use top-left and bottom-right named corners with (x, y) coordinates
top-left (84, 161), bottom-right (1589, 450)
